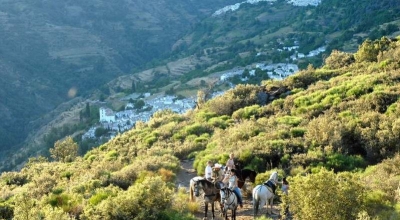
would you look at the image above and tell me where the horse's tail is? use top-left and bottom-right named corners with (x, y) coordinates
top-left (189, 184), bottom-right (194, 202)
top-left (253, 194), bottom-right (259, 217)
top-left (253, 185), bottom-right (261, 217)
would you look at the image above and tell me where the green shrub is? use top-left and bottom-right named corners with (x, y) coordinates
top-left (106, 150), bottom-right (118, 160)
top-left (232, 105), bottom-right (262, 120)
top-left (89, 191), bottom-right (112, 206)
top-left (1, 172), bottom-right (28, 186)
top-left (0, 203), bottom-right (13, 220)
top-left (86, 176), bottom-right (173, 219)
top-left (290, 127), bottom-right (306, 137)
top-left (290, 169), bottom-right (364, 220)
top-left (184, 123), bottom-right (210, 136)
top-left (60, 171), bottom-right (73, 180)
top-left (325, 153), bottom-right (367, 172)
top-left (324, 50), bottom-right (355, 69)
top-left (276, 116), bottom-right (303, 126)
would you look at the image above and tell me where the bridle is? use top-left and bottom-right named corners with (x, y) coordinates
top-left (194, 180), bottom-right (201, 197)
top-left (221, 187), bottom-right (236, 207)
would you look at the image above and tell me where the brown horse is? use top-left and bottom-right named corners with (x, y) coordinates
top-left (189, 167), bottom-right (224, 202)
top-left (192, 179), bottom-right (223, 220)
top-left (235, 168), bottom-right (257, 189)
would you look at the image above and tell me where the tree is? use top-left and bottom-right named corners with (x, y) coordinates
top-left (134, 100), bottom-right (145, 109)
top-left (95, 127), bottom-right (108, 137)
top-left (354, 37), bottom-right (393, 63)
top-left (324, 50), bottom-right (355, 69)
top-left (131, 80), bottom-right (136, 92)
top-left (49, 136), bottom-right (78, 162)
top-left (85, 103), bottom-right (91, 118)
top-left (196, 90), bottom-right (206, 109)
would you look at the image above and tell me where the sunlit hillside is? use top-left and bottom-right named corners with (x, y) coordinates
top-left (1, 37), bottom-right (400, 219)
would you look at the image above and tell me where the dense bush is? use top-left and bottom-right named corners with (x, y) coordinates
top-left (324, 50), bottom-right (355, 69)
top-left (289, 169), bottom-right (364, 220)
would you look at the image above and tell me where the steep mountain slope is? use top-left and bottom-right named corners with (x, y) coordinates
top-left (1, 37), bottom-right (400, 219)
top-left (0, 0), bottom-right (241, 153)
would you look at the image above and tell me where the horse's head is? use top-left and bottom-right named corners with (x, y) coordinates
top-left (249, 170), bottom-right (257, 183)
top-left (269, 171), bottom-right (278, 183)
top-left (193, 180), bottom-right (202, 197)
top-left (220, 187), bottom-right (229, 203)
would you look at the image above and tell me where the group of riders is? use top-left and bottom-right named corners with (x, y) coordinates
top-left (204, 153), bottom-right (244, 208)
top-left (203, 153), bottom-right (290, 210)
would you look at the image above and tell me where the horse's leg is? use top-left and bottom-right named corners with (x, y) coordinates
top-left (211, 202), bottom-right (215, 220)
top-left (268, 197), bottom-right (273, 215)
top-left (204, 202), bottom-right (208, 220)
top-left (219, 200), bottom-right (224, 217)
top-left (253, 198), bottom-right (259, 218)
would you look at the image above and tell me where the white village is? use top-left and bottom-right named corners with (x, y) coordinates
top-left (81, 0), bottom-right (326, 141)
top-left (213, 0), bottom-right (322, 16)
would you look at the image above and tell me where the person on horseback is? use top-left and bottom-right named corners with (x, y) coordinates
top-left (223, 168), bottom-right (243, 208)
top-left (205, 160), bottom-right (213, 181)
top-left (225, 153), bottom-right (236, 173)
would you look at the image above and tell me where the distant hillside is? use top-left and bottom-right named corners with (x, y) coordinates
top-left (0, 0), bottom-right (242, 156)
top-left (174, 0), bottom-right (400, 68)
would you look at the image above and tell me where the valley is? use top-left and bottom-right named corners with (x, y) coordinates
top-left (1, 0), bottom-right (400, 173)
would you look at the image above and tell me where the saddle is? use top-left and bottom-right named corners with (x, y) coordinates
top-left (264, 180), bottom-right (276, 194)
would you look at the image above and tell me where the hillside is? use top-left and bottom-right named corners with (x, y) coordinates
top-left (1, 37), bottom-right (400, 219)
top-left (2, 0), bottom-right (400, 172)
top-left (0, 0), bottom-right (242, 157)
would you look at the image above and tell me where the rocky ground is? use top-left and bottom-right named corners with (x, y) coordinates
top-left (176, 159), bottom-right (283, 220)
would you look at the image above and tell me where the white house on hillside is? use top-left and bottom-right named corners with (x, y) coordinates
top-left (99, 107), bottom-right (116, 122)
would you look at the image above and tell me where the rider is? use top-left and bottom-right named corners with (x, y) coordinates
top-left (225, 153), bottom-right (236, 173)
top-left (223, 168), bottom-right (243, 208)
top-left (205, 160), bottom-right (213, 181)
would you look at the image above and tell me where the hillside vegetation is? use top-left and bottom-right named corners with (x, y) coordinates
top-left (1, 37), bottom-right (400, 219)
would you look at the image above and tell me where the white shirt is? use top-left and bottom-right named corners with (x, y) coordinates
top-left (205, 165), bottom-right (212, 179)
top-left (228, 175), bottom-right (237, 189)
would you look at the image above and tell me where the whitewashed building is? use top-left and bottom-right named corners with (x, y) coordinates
top-left (99, 107), bottom-right (116, 122)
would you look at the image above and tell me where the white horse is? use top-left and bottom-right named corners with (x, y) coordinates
top-left (220, 187), bottom-right (238, 220)
top-left (252, 171), bottom-right (278, 217)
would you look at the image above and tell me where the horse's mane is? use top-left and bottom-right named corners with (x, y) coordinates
top-left (197, 179), bottom-right (214, 187)
top-left (242, 168), bottom-right (257, 174)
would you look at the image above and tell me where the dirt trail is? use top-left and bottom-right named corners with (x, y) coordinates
top-left (176, 160), bottom-right (282, 220)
